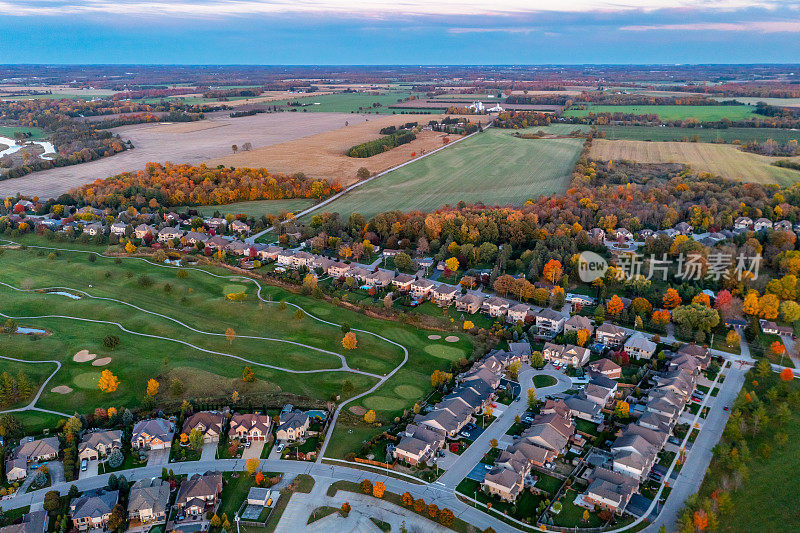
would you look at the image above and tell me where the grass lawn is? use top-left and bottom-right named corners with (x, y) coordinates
top-left (0, 236), bottom-right (471, 450)
top-left (574, 419), bottom-right (600, 437)
top-left (564, 104), bottom-right (762, 122)
top-left (0, 126), bottom-right (47, 140)
top-left (308, 128), bottom-right (584, 219)
top-left (0, 356), bottom-right (57, 410)
top-left (307, 506), bottom-right (339, 524)
top-left (184, 199), bottom-right (316, 219)
top-left (533, 375), bottom-right (558, 388)
top-left (592, 125), bottom-right (800, 144)
top-left (550, 489), bottom-right (603, 528)
top-left (270, 90), bottom-right (418, 114)
top-left (534, 473), bottom-right (564, 495)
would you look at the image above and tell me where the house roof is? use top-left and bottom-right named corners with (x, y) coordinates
top-left (183, 411), bottom-right (223, 435)
top-left (176, 473), bottom-right (222, 506)
top-left (132, 418), bottom-right (172, 442)
top-left (588, 358), bottom-right (621, 374)
top-left (79, 430), bottom-right (122, 454)
top-left (565, 315), bottom-right (593, 330)
top-left (535, 308), bottom-right (564, 321)
top-left (14, 437), bottom-right (59, 460)
top-left (0, 510), bottom-right (48, 533)
top-left (129, 479), bottom-right (169, 516)
top-left (625, 332), bottom-right (656, 352)
top-left (597, 323), bottom-right (627, 337)
top-left (277, 411), bottom-right (308, 432)
top-left (71, 490), bottom-right (119, 520)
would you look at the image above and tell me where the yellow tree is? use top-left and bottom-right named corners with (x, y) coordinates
top-left (463, 320), bottom-right (475, 330)
top-left (146, 379), bottom-right (159, 397)
top-left (726, 330), bottom-right (740, 349)
top-left (742, 291), bottom-right (760, 316)
top-left (245, 457), bottom-right (260, 475)
top-left (225, 327), bottom-right (236, 345)
top-left (576, 329), bottom-right (591, 347)
top-left (342, 331), bottom-right (358, 350)
top-left (125, 241), bottom-right (136, 254)
top-left (445, 257), bottom-right (459, 272)
top-left (232, 390), bottom-right (240, 402)
top-left (364, 410), bottom-right (376, 424)
top-left (98, 370), bottom-right (120, 393)
top-left (373, 481), bottom-right (385, 498)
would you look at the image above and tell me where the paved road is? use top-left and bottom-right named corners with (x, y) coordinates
top-left (436, 365), bottom-right (571, 489)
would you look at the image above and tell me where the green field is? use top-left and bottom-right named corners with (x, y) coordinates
top-left (185, 198), bottom-right (317, 218)
top-left (564, 104), bottom-right (762, 122)
top-left (0, 126), bottom-right (47, 140)
top-left (592, 125), bottom-right (800, 144)
top-left (271, 90), bottom-right (418, 114)
top-left (0, 236), bottom-right (471, 445)
top-left (711, 96), bottom-right (800, 108)
top-left (308, 128), bottom-right (584, 219)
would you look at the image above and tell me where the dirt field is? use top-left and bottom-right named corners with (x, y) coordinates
top-left (0, 112), bottom-right (371, 199)
top-left (590, 139), bottom-right (800, 185)
top-left (206, 114), bottom-right (467, 186)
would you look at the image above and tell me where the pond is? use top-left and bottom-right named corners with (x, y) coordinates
top-left (47, 291), bottom-right (81, 299)
top-left (0, 136), bottom-right (56, 160)
top-left (17, 326), bottom-right (47, 335)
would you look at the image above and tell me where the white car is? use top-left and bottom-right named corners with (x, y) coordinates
top-left (276, 443), bottom-right (285, 453)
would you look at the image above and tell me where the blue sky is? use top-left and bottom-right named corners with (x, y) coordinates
top-left (1, 1), bottom-right (799, 64)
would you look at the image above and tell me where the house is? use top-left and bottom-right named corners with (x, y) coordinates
top-left (754, 218), bottom-right (773, 231)
top-left (566, 293), bottom-right (596, 306)
top-left (611, 432), bottom-right (658, 480)
top-left (416, 407), bottom-right (472, 439)
top-left (9, 437), bottom-right (59, 469)
top-left (507, 303), bottom-right (532, 324)
top-left (596, 323), bottom-right (628, 348)
top-left (276, 250), bottom-right (295, 266)
top-left (204, 235), bottom-right (230, 252)
top-left (564, 396), bottom-right (603, 422)
top-left (110, 222), bottom-right (127, 236)
top-left (502, 441), bottom-right (555, 468)
top-left (365, 269), bottom-right (395, 288)
top-left (432, 283), bottom-right (460, 306)
top-left (393, 424), bottom-right (445, 466)
top-left (734, 216), bottom-right (752, 230)
top-left (255, 245), bottom-right (282, 262)
top-left (229, 413), bottom-right (272, 442)
top-left (580, 467), bottom-right (638, 515)
top-left (564, 315), bottom-right (593, 334)
top-left (775, 220), bottom-right (793, 232)
top-left (543, 343), bottom-right (590, 367)
top-left (391, 273), bottom-right (415, 292)
top-left (83, 223), bottom-right (104, 236)
top-left (410, 278), bottom-right (435, 299)
top-left (674, 222), bottom-right (693, 235)
top-left (128, 479), bottom-right (170, 525)
top-left (246, 487), bottom-right (277, 507)
top-left (676, 343), bottom-right (711, 369)
top-left (70, 489), bottom-right (119, 531)
top-left (582, 375), bottom-right (618, 406)
top-left (521, 422), bottom-right (569, 455)
top-left (587, 358), bottom-right (622, 379)
top-left (132, 418), bottom-right (174, 450)
top-left (760, 319), bottom-right (779, 335)
top-left (614, 228), bottom-right (633, 241)
top-left (182, 412), bottom-right (224, 443)
top-left (204, 217), bottom-right (227, 231)
top-left (382, 249), bottom-right (400, 258)
top-left (157, 227), bottom-right (183, 243)
top-left (4, 457), bottom-right (27, 482)
top-left (174, 472), bottom-right (223, 516)
top-left (328, 262), bottom-right (351, 278)
top-left (534, 308), bottom-right (565, 336)
top-left (482, 467), bottom-right (525, 502)
top-left (482, 296), bottom-right (511, 318)
top-left (230, 220), bottom-right (251, 234)
top-left (455, 293), bottom-right (484, 314)
top-left (226, 240), bottom-right (251, 256)
top-left (275, 411), bottom-right (309, 441)
top-left (0, 510), bottom-right (48, 533)
top-left (134, 224), bottom-right (156, 240)
top-left (291, 250), bottom-right (314, 268)
top-left (78, 430), bottom-right (122, 461)
top-left (588, 228), bottom-right (606, 241)
top-left (624, 332), bottom-right (657, 360)
top-left (183, 231), bottom-right (208, 245)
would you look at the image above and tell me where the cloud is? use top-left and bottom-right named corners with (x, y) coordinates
top-left (0, 0), bottom-right (790, 18)
top-left (621, 20), bottom-right (800, 32)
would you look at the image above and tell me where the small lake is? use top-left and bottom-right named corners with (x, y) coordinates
top-left (0, 135), bottom-right (56, 160)
top-left (47, 290), bottom-right (81, 300)
top-left (17, 327), bottom-right (46, 335)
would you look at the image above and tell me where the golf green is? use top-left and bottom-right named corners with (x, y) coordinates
top-left (73, 371), bottom-right (102, 390)
top-left (394, 384), bottom-right (424, 399)
top-left (424, 344), bottom-right (465, 361)
top-left (362, 395), bottom-right (407, 412)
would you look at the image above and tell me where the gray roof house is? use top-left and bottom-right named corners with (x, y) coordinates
top-left (128, 478), bottom-right (170, 524)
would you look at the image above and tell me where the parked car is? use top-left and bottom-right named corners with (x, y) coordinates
top-left (276, 443), bottom-right (285, 453)
top-left (723, 406), bottom-right (730, 411)
top-left (81, 459), bottom-right (88, 472)
top-left (245, 441), bottom-right (251, 448)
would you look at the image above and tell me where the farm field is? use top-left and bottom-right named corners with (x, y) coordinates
top-left (307, 127), bottom-right (584, 219)
top-left (268, 90), bottom-right (419, 114)
top-left (590, 139), bottom-right (800, 185)
top-left (0, 236), bottom-right (471, 444)
top-left (564, 104), bottom-right (762, 121)
top-left (592, 125), bottom-right (800, 144)
top-left (0, 112), bottom-right (370, 200)
top-left (206, 113), bottom-right (466, 186)
top-left (712, 96), bottom-right (800, 108)
top-left (187, 198), bottom-right (317, 219)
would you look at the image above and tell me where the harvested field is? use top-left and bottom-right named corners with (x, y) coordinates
top-left (0, 112), bottom-right (370, 200)
top-left (564, 104), bottom-right (761, 121)
top-left (308, 128), bottom-right (584, 219)
top-left (590, 139), bottom-right (800, 185)
top-left (593, 125), bottom-right (800, 144)
top-left (206, 114), bottom-right (467, 186)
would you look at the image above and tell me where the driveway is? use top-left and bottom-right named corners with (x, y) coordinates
top-left (200, 442), bottom-right (217, 461)
top-left (268, 441), bottom-right (284, 460)
top-left (147, 448), bottom-right (170, 467)
top-left (241, 441), bottom-right (265, 461)
top-left (78, 459), bottom-right (99, 480)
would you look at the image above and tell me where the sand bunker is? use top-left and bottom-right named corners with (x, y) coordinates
top-left (92, 357), bottom-right (112, 366)
top-left (348, 405), bottom-right (367, 416)
top-left (51, 385), bottom-right (73, 394)
top-left (445, 336), bottom-right (460, 343)
top-left (428, 334), bottom-right (442, 340)
top-left (73, 350), bottom-right (97, 363)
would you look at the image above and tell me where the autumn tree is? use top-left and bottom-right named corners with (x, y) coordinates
top-left (340, 501), bottom-right (351, 515)
top-left (771, 341), bottom-right (786, 357)
top-left (431, 370), bottom-right (452, 388)
top-left (527, 387), bottom-right (536, 409)
top-left (445, 257), bottom-right (459, 272)
top-left (245, 458), bottom-right (260, 475)
top-left (242, 365), bottom-right (256, 382)
top-left (725, 330), bottom-right (740, 349)
top-left (606, 295), bottom-right (624, 316)
top-left (98, 370), bottom-right (120, 393)
top-left (780, 368), bottom-right (794, 381)
top-left (360, 479), bottom-right (373, 494)
top-left (663, 288), bottom-right (682, 309)
top-left (146, 379), bottom-right (159, 397)
top-left (692, 293), bottom-right (711, 307)
top-left (401, 492), bottom-right (414, 506)
top-left (342, 331), bottom-right (357, 350)
top-left (463, 320), bottom-right (475, 330)
top-left (542, 259), bottom-right (563, 284)
top-left (364, 410), bottom-right (376, 424)
top-left (225, 327), bottom-right (236, 345)
top-left (614, 400), bottom-right (630, 419)
top-left (373, 481), bottom-right (385, 498)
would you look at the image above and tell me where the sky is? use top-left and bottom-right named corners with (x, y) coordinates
top-left (1, 0), bottom-right (799, 64)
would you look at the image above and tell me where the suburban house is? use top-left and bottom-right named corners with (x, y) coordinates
top-left (6, 437), bottom-right (59, 481)
top-left (775, 220), bottom-right (793, 232)
top-left (482, 296), bottom-right (511, 318)
top-left (564, 396), bottom-right (603, 422)
top-left (255, 245), bottom-right (282, 262)
top-left (754, 217), bottom-right (773, 231)
top-left (5, 456), bottom-right (27, 482)
top-left (78, 430), bottom-right (122, 461)
top-left (543, 343), bottom-right (590, 367)
top-left (228, 413), bottom-right (272, 442)
top-left (275, 411), bottom-right (309, 441)
top-left (182, 411), bottom-right (225, 443)
top-left (276, 250), bottom-right (295, 266)
top-left (455, 293), bottom-right (484, 314)
top-left (534, 308), bottom-right (566, 336)
top-left (174, 472), bottom-right (223, 516)
top-left (624, 333), bottom-right (657, 360)
top-left (393, 424), bottom-right (445, 466)
top-left (328, 262), bottom-right (351, 278)
top-left (70, 489), bottom-right (119, 531)
top-left (674, 222), bottom-right (693, 235)
top-left (0, 510), bottom-right (48, 533)
top-left (410, 278), bottom-right (435, 299)
top-left (587, 358), bottom-right (622, 379)
top-left (157, 227), bottom-right (183, 243)
top-left (675, 343), bottom-right (711, 369)
top-left (432, 283), bottom-right (460, 306)
top-left (482, 467), bottom-right (524, 502)
top-left (132, 418), bottom-right (174, 450)
top-left (134, 224), bottom-right (156, 240)
top-left (579, 467), bottom-right (638, 515)
top-left (183, 231), bottom-right (208, 245)
top-left (506, 303), bottom-right (532, 324)
top-left (596, 323), bottom-right (628, 348)
top-left (128, 479), bottom-right (170, 525)
top-left (733, 216), bottom-right (752, 230)
top-left (391, 273), bottom-right (415, 292)
top-left (204, 218), bottom-right (227, 231)
top-left (230, 220), bottom-right (251, 234)
top-left (110, 222), bottom-right (127, 236)
top-left (564, 314), bottom-right (593, 334)
top-left (365, 269), bottom-right (395, 288)
top-left (611, 432), bottom-right (658, 481)
top-left (581, 374), bottom-right (618, 406)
